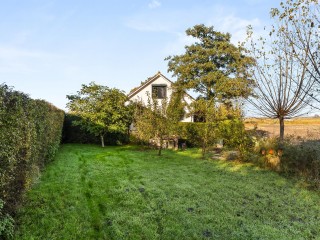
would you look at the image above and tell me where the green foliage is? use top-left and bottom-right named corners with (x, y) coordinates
top-left (178, 122), bottom-right (203, 147)
top-left (166, 24), bottom-right (254, 102)
top-left (133, 94), bottom-right (174, 155)
top-left (62, 113), bottom-right (129, 145)
top-left (245, 135), bottom-right (320, 189)
top-left (280, 140), bottom-right (320, 188)
top-left (179, 117), bottom-right (253, 160)
top-left (15, 144), bottom-right (320, 239)
top-left (0, 200), bottom-right (14, 239)
top-left (62, 113), bottom-right (100, 144)
top-left (217, 119), bottom-right (253, 159)
top-left (0, 84), bottom-right (64, 218)
top-left (166, 89), bottom-right (186, 124)
top-left (66, 82), bottom-right (133, 147)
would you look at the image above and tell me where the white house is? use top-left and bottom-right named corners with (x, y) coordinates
top-left (128, 71), bottom-right (194, 122)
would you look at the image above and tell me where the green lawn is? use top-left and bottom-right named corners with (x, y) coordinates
top-left (15, 144), bottom-right (320, 239)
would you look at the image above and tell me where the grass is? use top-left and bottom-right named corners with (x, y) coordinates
top-left (15, 144), bottom-right (320, 239)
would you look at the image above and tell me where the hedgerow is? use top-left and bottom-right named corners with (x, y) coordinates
top-left (0, 84), bottom-right (64, 220)
top-left (62, 113), bottom-right (129, 145)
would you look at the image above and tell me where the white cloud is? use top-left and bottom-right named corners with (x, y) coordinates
top-left (209, 15), bottom-right (262, 44)
top-left (0, 45), bottom-right (64, 73)
top-left (163, 14), bottom-right (263, 56)
top-left (163, 32), bottom-right (196, 55)
top-left (148, 0), bottom-right (161, 9)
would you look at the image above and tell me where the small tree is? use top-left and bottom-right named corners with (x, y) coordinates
top-left (66, 82), bottom-right (132, 147)
top-left (191, 98), bottom-right (217, 157)
top-left (133, 90), bottom-right (185, 156)
top-left (246, 4), bottom-right (316, 141)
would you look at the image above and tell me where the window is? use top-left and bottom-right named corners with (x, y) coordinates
top-left (152, 85), bottom-right (167, 99)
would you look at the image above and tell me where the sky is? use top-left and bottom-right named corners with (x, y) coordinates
top-left (0, 0), bottom-right (281, 111)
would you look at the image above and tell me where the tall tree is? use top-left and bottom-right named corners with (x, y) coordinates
top-left (166, 24), bottom-right (254, 155)
top-left (66, 82), bottom-right (132, 147)
top-left (166, 24), bottom-right (255, 103)
top-left (246, 14), bottom-right (315, 141)
top-left (270, 0), bottom-right (320, 107)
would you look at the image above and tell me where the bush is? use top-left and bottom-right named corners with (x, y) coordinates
top-left (178, 122), bottom-right (204, 147)
top-left (0, 84), bottom-right (64, 216)
top-left (217, 119), bottom-right (253, 154)
top-left (280, 140), bottom-right (320, 188)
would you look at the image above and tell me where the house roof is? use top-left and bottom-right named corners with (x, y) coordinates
top-left (128, 71), bottom-right (172, 99)
top-left (128, 71), bottom-right (195, 100)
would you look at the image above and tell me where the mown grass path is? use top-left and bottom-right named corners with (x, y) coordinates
top-left (16, 144), bottom-right (320, 239)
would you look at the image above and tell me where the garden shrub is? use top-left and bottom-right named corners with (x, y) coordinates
top-left (280, 140), bottom-right (320, 188)
top-left (178, 119), bottom-right (254, 160)
top-left (217, 119), bottom-right (254, 159)
top-left (0, 84), bottom-right (64, 217)
top-left (178, 122), bottom-right (205, 147)
top-left (248, 135), bottom-right (320, 188)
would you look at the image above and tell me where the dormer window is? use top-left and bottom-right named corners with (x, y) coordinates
top-left (152, 84), bottom-right (167, 99)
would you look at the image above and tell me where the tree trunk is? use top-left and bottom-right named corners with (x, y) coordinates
top-left (100, 134), bottom-right (105, 148)
top-left (279, 116), bottom-right (285, 142)
top-left (158, 137), bottom-right (162, 156)
top-left (202, 140), bottom-right (206, 158)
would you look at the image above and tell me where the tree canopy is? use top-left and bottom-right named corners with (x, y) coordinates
top-left (166, 24), bottom-right (255, 102)
top-left (66, 82), bottom-right (132, 147)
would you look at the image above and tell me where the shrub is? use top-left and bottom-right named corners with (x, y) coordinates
top-left (217, 119), bottom-right (254, 160)
top-left (280, 140), bottom-right (320, 188)
top-left (178, 122), bottom-right (204, 147)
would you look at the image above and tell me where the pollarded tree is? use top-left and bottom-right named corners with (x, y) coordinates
top-left (166, 24), bottom-right (255, 103)
top-left (246, 16), bottom-right (315, 141)
top-left (270, 0), bottom-right (320, 106)
top-left (66, 82), bottom-right (133, 147)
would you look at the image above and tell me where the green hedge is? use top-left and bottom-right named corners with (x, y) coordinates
top-left (0, 84), bottom-right (64, 216)
top-left (62, 113), bottom-right (129, 145)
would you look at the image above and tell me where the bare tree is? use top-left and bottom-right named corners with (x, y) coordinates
top-left (271, 0), bottom-right (320, 108)
top-left (246, 21), bottom-right (315, 141)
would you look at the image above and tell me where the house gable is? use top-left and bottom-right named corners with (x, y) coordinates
top-left (128, 71), bottom-right (173, 101)
top-left (128, 71), bottom-right (194, 122)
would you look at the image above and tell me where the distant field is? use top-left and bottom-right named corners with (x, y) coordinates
top-left (245, 117), bottom-right (320, 139)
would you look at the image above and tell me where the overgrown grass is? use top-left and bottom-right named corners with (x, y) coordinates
top-left (15, 144), bottom-right (320, 239)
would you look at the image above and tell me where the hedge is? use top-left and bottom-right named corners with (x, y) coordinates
top-left (0, 84), bottom-right (64, 217)
top-left (62, 113), bottom-right (129, 145)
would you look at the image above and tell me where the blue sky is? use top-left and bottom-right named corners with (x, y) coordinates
top-left (0, 0), bottom-right (280, 111)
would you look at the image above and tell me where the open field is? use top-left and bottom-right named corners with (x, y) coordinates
top-left (15, 144), bottom-right (320, 239)
top-left (245, 117), bottom-right (320, 139)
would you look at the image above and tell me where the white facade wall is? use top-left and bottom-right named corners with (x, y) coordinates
top-left (129, 74), bottom-right (194, 123)
top-left (130, 75), bottom-right (173, 104)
